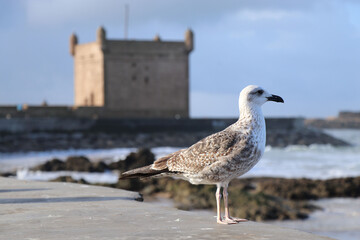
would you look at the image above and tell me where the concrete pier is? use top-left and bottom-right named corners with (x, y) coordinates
top-left (0, 177), bottom-right (332, 239)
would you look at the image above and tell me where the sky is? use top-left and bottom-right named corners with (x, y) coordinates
top-left (1, 0), bottom-right (360, 118)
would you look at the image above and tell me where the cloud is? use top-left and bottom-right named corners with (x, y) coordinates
top-left (236, 9), bottom-right (301, 21)
top-left (25, 0), bottom-right (316, 27)
top-left (25, 0), bottom-right (122, 26)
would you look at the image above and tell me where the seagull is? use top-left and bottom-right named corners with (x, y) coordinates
top-left (120, 85), bottom-right (284, 224)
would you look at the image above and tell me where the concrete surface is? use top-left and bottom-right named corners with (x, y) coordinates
top-left (0, 177), bottom-right (332, 240)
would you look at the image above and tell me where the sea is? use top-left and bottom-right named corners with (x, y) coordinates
top-left (0, 129), bottom-right (360, 239)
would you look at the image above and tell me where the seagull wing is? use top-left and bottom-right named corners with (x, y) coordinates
top-left (153, 130), bottom-right (240, 174)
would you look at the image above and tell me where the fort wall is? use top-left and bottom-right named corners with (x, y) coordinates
top-left (104, 41), bottom-right (189, 117)
top-left (0, 105), bottom-right (188, 120)
top-left (74, 42), bottom-right (104, 107)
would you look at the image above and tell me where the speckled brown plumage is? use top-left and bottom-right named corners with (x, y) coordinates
top-left (150, 119), bottom-right (263, 185)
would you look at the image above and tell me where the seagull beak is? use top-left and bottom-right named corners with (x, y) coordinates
top-left (267, 94), bottom-right (284, 103)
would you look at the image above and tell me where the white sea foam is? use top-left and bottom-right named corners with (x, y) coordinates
top-left (0, 147), bottom-right (180, 173)
top-left (0, 147), bottom-right (181, 183)
top-left (248, 144), bottom-right (360, 179)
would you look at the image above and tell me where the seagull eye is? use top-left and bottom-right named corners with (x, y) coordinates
top-left (257, 90), bottom-right (264, 95)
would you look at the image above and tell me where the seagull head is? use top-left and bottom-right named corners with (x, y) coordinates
top-left (239, 85), bottom-right (284, 107)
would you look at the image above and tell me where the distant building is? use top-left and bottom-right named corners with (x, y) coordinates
top-left (70, 26), bottom-right (194, 118)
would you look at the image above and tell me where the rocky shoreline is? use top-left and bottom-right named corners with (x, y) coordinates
top-left (0, 125), bottom-right (349, 153)
top-left (4, 148), bottom-right (359, 222)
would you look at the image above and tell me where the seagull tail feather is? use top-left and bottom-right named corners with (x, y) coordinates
top-left (119, 150), bottom-right (183, 180)
top-left (119, 165), bottom-right (168, 180)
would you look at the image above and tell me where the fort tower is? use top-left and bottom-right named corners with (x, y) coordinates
top-left (70, 27), bottom-right (193, 118)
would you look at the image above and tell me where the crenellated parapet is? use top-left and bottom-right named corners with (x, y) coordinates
top-left (97, 26), bottom-right (107, 50)
top-left (185, 29), bottom-right (194, 53)
top-left (153, 34), bottom-right (161, 42)
top-left (69, 33), bottom-right (78, 56)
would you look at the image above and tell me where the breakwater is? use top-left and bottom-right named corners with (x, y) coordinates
top-left (0, 118), bottom-right (348, 153)
top-left (0, 117), bottom-right (302, 133)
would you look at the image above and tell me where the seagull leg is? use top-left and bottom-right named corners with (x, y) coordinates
top-left (216, 185), bottom-right (234, 225)
top-left (216, 186), bottom-right (224, 224)
top-left (223, 186), bottom-right (248, 223)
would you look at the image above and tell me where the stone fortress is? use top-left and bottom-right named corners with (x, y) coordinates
top-left (0, 27), bottom-right (194, 119)
top-left (71, 26), bottom-right (193, 118)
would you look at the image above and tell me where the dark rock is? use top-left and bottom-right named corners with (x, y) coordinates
top-left (32, 158), bottom-right (66, 171)
top-left (31, 156), bottom-right (109, 172)
top-left (51, 176), bottom-right (88, 184)
top-left (90, 161), bottom-right (109, 172)
top-left (65, 156), bottom-right (92, 172)
top-left (252, 177), bottom-right (360, 200)
top-left (109, 148), bottom-right (155, 171)
top-left (107, 161), bottom-right (121, 170)
top-left (0, 172), bottom-right (16, 177)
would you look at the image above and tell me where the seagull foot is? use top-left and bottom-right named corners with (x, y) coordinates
top-left (225, 217), bottom-right (248, 223)
top-left (217, 218), bottom-right (237, 225)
